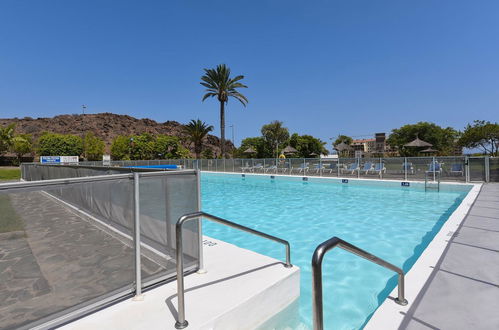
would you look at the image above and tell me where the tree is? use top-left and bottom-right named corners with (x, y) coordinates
top-left (201, 64), bottom-right (248, 158)
top-left (111, 135), bottom-right (132, 160)
top-left (201, 148), bottom-right (214, 159)
top-left (459, 120), bottom-right (499, 156)
top-left (182, 119), bottom-right (214, 159)
top-left (83, 132), bottom-right (105, 161)
top-left (289, 133), bottom-right (328, 158)
top-left (129, 133), bottom-right (155, 160)
top-left (37, 133), bottom-right (83, 156)
top-left (261, 120), bottom-right (290, 158)
top-left (387, 122), bottom-right (459, 156)
top-left (11, 134), bottom-right (33, 164)
top-left (0, 123), bottom-right (16, 156)
top-left (154, 135), bottom-right (190, 159)
top-left (238, 137), bottom-right (271, 158)
top-left (334, 135), bottom-right (353, 146)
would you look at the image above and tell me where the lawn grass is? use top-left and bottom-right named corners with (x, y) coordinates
top-left (0, 167), bottom-right (21, 181)
top-left (0, 194), bottom-right (24, 233)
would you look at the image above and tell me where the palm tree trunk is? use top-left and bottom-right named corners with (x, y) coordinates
top-left (220, 100), bottom-right (225, 158)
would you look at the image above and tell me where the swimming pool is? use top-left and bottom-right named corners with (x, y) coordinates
top-left (200, 173), bottom-right (471, 329)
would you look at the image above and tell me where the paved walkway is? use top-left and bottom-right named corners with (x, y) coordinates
top-left (400, 183), bottom-right (499, 330)
top-left (0, 192), bottom-right (166, 330)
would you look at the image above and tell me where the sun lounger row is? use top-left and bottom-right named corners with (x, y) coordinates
top-left (240, 161), bottom-right (465, 176)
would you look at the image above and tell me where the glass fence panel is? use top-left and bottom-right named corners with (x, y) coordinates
top-left (0, 180), bottom-right (135, 329)
top-left (262, 158), bottom-right (277, 174)
top-left (490, 158), bottom-right (499, 182)
top-left (358, 158), bottom-right (383, 179)
top-left (338, 158), bottom-right (360, 178)
top-left (381, 157), bottom-right (405, 180)
top-left (405, 157), bottom-right (434, 181)
top-left (233, 158), bottom-right (243, 172)
top-left (288, 158), bottom-right (305, 175)
top-left (468, 157), bottom-right (486, 182)
top-left (435, 156), bottom-right (466, 182)
top-left (320, 158), bottom-right (339, 177)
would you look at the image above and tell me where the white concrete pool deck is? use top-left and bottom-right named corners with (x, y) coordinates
top-left (367, 183), bottom-right (499, 330)
top-left (60, 236), bottom-right (299, 330)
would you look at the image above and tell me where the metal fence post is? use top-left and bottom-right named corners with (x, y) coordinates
top-left (485, 156), bottom-right (490, 182)
top-left (133, 172), bottom-right (142, 299)
top-left (465, 156), bottom-right (469, 182)
top-left (319, 157), bottom-right (322, 177)
top-left (357, 157), bottom-right (360, 179)
top-left (433, 156), bottom-right (436, 182)
top-left (404, 157), bottom-right (408, 181)
top-left (379, 158), bottom-right (383, 179)
top-left (337, 158), bottom-right (341, 177)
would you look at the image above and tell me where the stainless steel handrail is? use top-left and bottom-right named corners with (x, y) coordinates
top-left (174, 211), bottom-right (292, 329)
top-left (312, 236), bottom-right (408, 330)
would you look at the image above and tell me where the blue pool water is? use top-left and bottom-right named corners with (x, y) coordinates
top-left (200, 173), bottom-right (470, 330)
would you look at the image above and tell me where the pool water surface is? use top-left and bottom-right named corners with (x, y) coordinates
top-left (201, 173), bottom-right (470, 329)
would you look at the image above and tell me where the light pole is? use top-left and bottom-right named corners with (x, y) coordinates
top-left (229, 125), bottom-right (235, 146)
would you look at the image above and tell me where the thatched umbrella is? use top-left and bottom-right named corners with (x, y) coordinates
top-left (421, 147), bottom-right (438, 154)
top-left (282, 145), bottom-right (298, 155)
top-left (243, 147), bottom-right (256, 154)
top-left (404, 135), bottom-right (432, 148)
top-left (309, 152), bottom-right (318, 158)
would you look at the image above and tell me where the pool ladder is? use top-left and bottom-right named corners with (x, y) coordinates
top-left (425, 171), bottom-right (441, 191)
top-left (173, 211), bottom-right (292, 329)
top-left (312, 236), bottom-right (408, 330)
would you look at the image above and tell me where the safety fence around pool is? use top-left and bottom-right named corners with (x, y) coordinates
top-left (77, 156), bottom-right (498, 183)
top-left (4, 166), bottom-right (201, 329)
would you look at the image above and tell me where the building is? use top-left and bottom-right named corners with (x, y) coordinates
top-left (348, 133), bottom-right (398, 157)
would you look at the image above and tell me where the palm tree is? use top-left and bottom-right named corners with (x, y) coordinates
top-left (182, 119), bottom-right (214, 159)
top-left (200, 64), bottom-right (248, 157)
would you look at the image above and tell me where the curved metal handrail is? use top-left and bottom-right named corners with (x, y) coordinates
top-left (312, 236), bottom-right (408, 330)
top-left (174, 211), bottom-right (292, 329)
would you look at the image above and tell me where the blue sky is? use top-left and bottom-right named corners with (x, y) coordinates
top-left (1, 1), bottom-right (498, 151)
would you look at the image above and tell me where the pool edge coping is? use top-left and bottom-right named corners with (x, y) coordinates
top-left (364, 181), bottom-right (482, 329)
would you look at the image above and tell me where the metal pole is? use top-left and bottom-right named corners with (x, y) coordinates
top-left (433, 156), bottom-right (436, 182)
top-left (404, 157), bottom-right (408, 181)
top-left (357, 156), bottom-right (360, 179)
top-left (465, 156), bottom-right (469, 182)
top-left (196, 170), bottom-right (205, 273)
top-left (133, 172), bottom-right (142, 299)
top-left (484, 156), bottom-right (490, 182)
top-left (175, 222), bottom-right (188, 329)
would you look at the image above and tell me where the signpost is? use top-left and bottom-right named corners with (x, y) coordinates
top-left (103, 154), bottom-right (111, 166)
top-left (40, 156), bottom-right (79, 164)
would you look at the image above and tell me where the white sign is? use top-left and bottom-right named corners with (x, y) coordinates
top-left (40, 156), bottom-right (79, 164)
top-left (103, 154), bottom-right (111, 166)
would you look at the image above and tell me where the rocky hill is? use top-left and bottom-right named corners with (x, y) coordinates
top-left (0, 113), bottom-right (230, 155)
